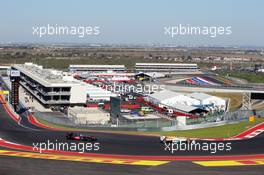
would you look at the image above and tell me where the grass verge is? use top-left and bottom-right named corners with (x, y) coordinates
top-left (151, 118), bottom-right (264, 138)
top-left (220, 71), bottom-right (264, 83)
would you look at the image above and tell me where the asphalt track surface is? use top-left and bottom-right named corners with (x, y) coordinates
top-left (0, 103), bottom-right (264, 156)
top-left (0, 154), bottom-right (264, 175)
top-left (0, 102), bottom-right (264, 175)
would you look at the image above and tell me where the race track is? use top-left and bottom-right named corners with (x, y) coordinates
top-left (0, 103), bottom-right (263, 157)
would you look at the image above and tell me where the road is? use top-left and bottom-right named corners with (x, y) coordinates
top-left (165, 84), bottom-right (264, 93)
top-left (0, 101), bottom-right (264, 175)
top-left (0, 103), bottom-right (264, 156)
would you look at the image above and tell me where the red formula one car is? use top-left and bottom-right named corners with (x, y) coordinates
top-left (66, 132), bottom-right (98, 142)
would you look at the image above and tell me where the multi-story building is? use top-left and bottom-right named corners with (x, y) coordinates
top-left (12, 63), bottom-right (88, 107)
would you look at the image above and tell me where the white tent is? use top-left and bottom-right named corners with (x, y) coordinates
top-left (187, 92), bottom-right (226, 110)
top-left (148, 90), bottom-right (200, 106)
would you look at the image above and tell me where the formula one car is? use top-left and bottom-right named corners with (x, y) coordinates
top-left (160, 136), bottom-right (190, 143)
top-left (66, 132), bottom-right (98, 141)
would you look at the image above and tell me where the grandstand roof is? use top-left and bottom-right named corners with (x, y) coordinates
top-left (69, 65), bottom-right (125, 68)
top-left (135, 63), bottom-right (197, 66)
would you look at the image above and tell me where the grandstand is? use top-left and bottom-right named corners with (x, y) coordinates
top-left (69, 64), bottom-right (125, 73)
top-left (135, 63), bottom-right (199, 73)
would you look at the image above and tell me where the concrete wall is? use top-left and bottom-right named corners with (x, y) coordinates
top-left (69, 84), bottom-right (87, 104)
top-left (71, 113), bottom-right (110, 125)
top-left (68, 107), bottom-right (110, 125)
